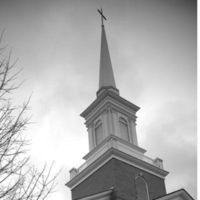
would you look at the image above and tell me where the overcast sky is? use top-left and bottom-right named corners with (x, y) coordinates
top-left (0, 0), bottom-right (197, 199)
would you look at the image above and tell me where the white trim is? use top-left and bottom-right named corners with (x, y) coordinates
top-left (66, 148), bottom-right (168, 189)
top-left (84, 96), bottom-right (137, 125)
top-left (111, 154), bottom-right (167, 178)
top-left (81, 90), bottom-right (140, 120)
top-left (67, 155), bottom-right (113, 189)
top-left (83, 135), bottom-right (146, 161)
top-left (88, 127), bottom-right (93, 150)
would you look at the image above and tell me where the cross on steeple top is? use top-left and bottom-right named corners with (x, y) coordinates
top-left (97, 8), bottom-right (107, 26)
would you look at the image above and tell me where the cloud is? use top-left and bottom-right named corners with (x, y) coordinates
top-left (138, 100), bottom-right (196, 198)
top-left (0, 0), bottom-right (196, 199)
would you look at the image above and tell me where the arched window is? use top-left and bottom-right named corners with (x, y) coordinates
top-left (119, 117), bottom-right (129, 142)
top-left (94, 120), bottom-right (103, 146)
top-left (135, 174), bottom-right (150, 200)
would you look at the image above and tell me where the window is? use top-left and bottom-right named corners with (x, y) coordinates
top-left (119, 117), bottom-right (129, 142)
top-left (135, 174), bottom-right (150, 200)
top-left (94, 120), bottom-right (103, 146)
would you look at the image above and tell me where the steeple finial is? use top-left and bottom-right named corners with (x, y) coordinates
top-left (97, 9), bottom-right (119, 96)
top-left (97, 8), bottom-right (107, 26)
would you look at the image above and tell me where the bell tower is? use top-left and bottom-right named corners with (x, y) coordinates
top-left (66, 10), bottom-right (168, 200)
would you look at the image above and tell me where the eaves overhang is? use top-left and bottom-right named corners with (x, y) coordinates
top-left (80, 90), bottom-right (140, 118)
top-left (66, 148), bottom-right (169, 189)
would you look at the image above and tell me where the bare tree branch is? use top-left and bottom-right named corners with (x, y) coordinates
top-left (0, 32), bottom-right (59, 200)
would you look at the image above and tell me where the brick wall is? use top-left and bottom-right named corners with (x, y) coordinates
top-left (71, 158), bottom-right (166, 200)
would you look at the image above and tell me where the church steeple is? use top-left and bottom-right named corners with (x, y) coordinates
top-left (97, 9), bottom-right (119, 96)
top-left (66, 11), bottom-right (168, 200)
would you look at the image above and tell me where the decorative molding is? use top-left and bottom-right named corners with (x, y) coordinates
top-left (85, 97), bottom-right (137, 125)
top-left (81, 90), bottom-right (140, 120)
top-left (83, 92), bottom-right (141, 152)
top-left (97, 86), bottom-right (119, 96)
top-left (83, 135), bottom-right (146, 160)
top-left (66, 145), bottom-right (169, 189)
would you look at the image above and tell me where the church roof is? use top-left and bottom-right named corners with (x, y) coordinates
top-left (154, 189), bottom-right (194, 200)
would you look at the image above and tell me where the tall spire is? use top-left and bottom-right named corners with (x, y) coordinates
top-left (97, 9), bottom-right (119, 96)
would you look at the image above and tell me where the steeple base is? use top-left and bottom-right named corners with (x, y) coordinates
top-left (68, 158), bottom-right (167, 200)
top-left (97, 86), bottom-right (119, 96)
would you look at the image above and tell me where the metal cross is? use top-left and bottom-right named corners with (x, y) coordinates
top-left (97, 8), bottom-right (107, 26)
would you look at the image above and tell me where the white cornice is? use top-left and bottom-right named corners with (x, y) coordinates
top-left (83, 96), bottom-right (138, 126)
top-left (66, 148), bottom-right (169, 189)
top-left (81, 90), bottom-right (140, 120)
top-left (83, 135), bottom-right (146, 160)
